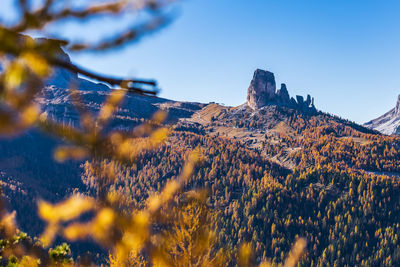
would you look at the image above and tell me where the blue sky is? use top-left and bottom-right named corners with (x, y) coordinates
top-left (2, 0), bottom-right (400, 123)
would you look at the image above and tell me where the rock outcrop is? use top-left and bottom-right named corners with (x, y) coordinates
top-left (247, 69), bottom-right (276, 109)
top-left (246, 69), bottom-right (316, 113)
top-left (276, 83), bottom-right (290, 104)
top-left (396, 94), bottom-right (400, 115)
top-left (364, 94), bottom-right (400, 135)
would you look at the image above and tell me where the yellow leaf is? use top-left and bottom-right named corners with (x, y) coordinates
top-left (152, 110), bottom-right (167, 124)
top-left (20, 105), bottom-right (40, 127)
top-left (284, 238), bottom-right (307, 267)
top-left (38, 195), bottom-right (96, 223)
top-left (40, 223), bottom-right (59, 247)
top-left (98, 89), bottom-right (126, 123)
top-left (92, 208), bottom-right (115, 241)
top-left (238, 242), bottom-right (253, 266)
top-left (4, 61), bottom-right (25, 90)
top-left (21, 52), bottom-right (50, 77)
top-left (19, 255), bottom-right (40, 267)
top-left (150, 127), bottom-right (170, 144)
top-left (64, 223), bottom-right (89, 241)
top-left (54, 146), bottom-right (88, 162)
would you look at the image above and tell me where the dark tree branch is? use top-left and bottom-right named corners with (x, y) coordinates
top-left (66, 15), bottom-right (171, 52)
top-left (48, 58), bottom-right (159, 96)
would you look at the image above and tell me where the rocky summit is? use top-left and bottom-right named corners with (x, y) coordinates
top-left (246, 69), bottom-right (316, 113)
top-left (246, 69), bottom-right (277, 109)
top-left (364, 94), bottom-right (400, 135)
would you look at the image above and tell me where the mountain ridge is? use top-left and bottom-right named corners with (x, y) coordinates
top-left (364, 94), bottom-right (400, 135)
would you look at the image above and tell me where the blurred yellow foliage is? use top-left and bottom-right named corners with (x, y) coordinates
top-left (21, 52), bottom-right (50, 77)
top-left (4, 61), bottom-right (26, 90)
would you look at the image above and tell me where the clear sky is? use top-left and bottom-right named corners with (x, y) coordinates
top-left (2, 0), bottom-right (400, 123)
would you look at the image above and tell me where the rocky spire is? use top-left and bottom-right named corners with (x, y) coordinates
top-left (305, 94), bottom-right (312, 106)
top-left (277, 83), bottom-right (290, 103)
top-left (364, 94), bottom-right (400, 135)
top-left (247, 69), bottom-right (276, 109)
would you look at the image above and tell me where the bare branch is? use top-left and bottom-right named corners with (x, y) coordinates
top-left (18, 0), bottom-right (29, 14)
top-left (48, 57), bottom-right (159, 96)
top-left (67, 15), bottom-right (170, 52)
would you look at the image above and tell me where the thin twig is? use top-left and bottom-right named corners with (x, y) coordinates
top-left (48, 58), bottom-right (158, 96)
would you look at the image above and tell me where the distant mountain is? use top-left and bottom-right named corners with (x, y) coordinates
top-left (364, 94), bottom-right (400, 135)
top-left (40, 47), bottom-right (205, 126)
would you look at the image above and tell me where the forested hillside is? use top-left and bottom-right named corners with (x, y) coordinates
top-left (2, 80), bottom-right (400, 265)
top-left (80, 110), bottom-right (400, 265)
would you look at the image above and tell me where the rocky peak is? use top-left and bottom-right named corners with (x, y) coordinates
top-left (296, 95), bottom-right (304, 106)
top-left (396, 94), bottom-right (400, 115)
top-left (39, 39), bottom-right (80, 89)
top-left (364, 94), bottom-right (400, 135)
top-left (247, 69), bottom-right (276, 109)
top-left (246, 68), bottom-right (316, 113)
top-left (305, 94), bottom-right (312, 106)
top-left (277, 83), bottom-right (290, 103)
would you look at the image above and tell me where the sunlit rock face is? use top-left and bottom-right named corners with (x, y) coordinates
top-left (395, 95), bottom-right (400, 116)
top-left (364, 94), bottom-right (400, 135)
top-left (247, 69), bottom-right (276, 109)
